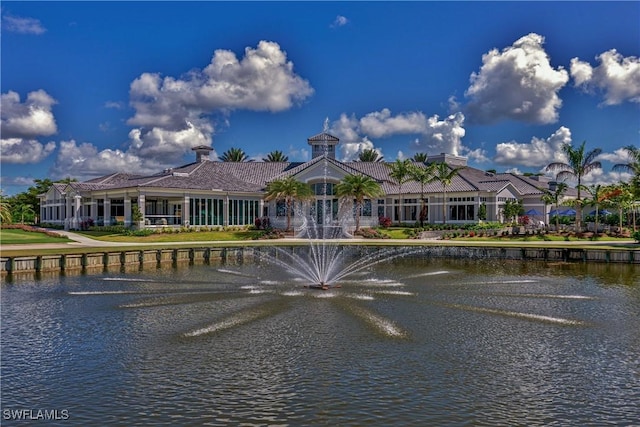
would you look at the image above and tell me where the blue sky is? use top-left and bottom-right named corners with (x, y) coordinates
top-left (1, 1), bottom-right (639, 195)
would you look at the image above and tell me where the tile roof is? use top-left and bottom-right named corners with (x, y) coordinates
top-left (69, 157), bottom-right (563, 198)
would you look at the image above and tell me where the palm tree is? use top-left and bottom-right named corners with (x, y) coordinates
top-left (612, 145), bottom-right (640, 198)
top-left (264, 176), bottom-right (313, 231)
top-left (545, 141), bottom-right (602, 230)
top-left (386, 159), bottom-right (412, 224)
top-left (581, 184), bottom-right (605, 234)
top-left (408, 162), bottom-right (436, 226)
top-left (335, 174), bottom-right (383, 232)
top-left (0, 192), bottom-right (12, 224)
top-left (220, 147), bottom-right (252, 162)
top-left (358, 148), bottom-right (384, 162)
top-left (431, 162), bottom-right (465, 224)
top-left (263, 150), bottom-right (289, 162)
top-left (18, 204), bottom-right (34, 224)
top-left (541, 182), bottom-right (568, 231)
top-left (412, 153), bottom-right (428, 163)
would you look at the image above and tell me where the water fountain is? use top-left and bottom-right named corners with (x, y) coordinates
top-left (262, 118), bottom-right (420, 290)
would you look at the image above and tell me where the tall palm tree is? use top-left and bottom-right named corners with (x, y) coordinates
top-left (431, 162), bottom-right (465, 224)
top-left (220, 147), bottom-right (252, 162)
top-left (541, 182), bottom-right (568, 230)
top-left (546, 141), bottom-right (602, 230)
top-left (0, 192), bottom-right (12, 224)
top-left (263, 150), bottom-right (289, 162)
top-left (264, 176), bottom-right (313, 231)
top-left (612, 145), bottom-right (640, 198)
top-left (408, 162), bottom-right (436, 226)
top-left (412, 153), bottom-right (428, 163)
top-left (358, 148), bottom-right (384, 162)
top-left (581, 184), bottom-right (606, 235)
top-left (18, 204), bottom-right (34, 224)
top-left (335, 174), bottom-right (383, 232)
top-left (386, 159), bottom-right (412, 224)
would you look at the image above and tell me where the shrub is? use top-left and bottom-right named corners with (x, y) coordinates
top-left (355, 228), bottom-right (389, 239)
top-left (378, 216), bottom-right (392, 228)
top-left (633, 230), bottom-right (640, 243)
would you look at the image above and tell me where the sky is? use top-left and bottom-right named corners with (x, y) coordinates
top-left (1, 1), bottom-right (639, 195)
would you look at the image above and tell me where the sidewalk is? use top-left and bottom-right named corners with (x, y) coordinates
top-left (1, 229), bottom-right (637, 252)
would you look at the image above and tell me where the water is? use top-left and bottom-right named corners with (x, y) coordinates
top-left (2, 255), bottom-right (639, 426)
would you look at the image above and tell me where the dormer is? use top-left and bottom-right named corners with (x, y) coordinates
top-left (192, 145), bottom-right (213, 163)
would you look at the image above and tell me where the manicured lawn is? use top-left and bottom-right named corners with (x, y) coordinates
top-left (76, 230), bottom-right (263, 242)
top-left (0, 228), bottom-right (71, 244)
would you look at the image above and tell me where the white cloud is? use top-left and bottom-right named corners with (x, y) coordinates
top-left (104, 101), bottom-right (125, 109)
top-left (463, 147), bottom-right (490, 163)
top-left (128, 121), bottom-right (212, 161)
top-left (50, 140), bottom-right (151, 180)
top-left (0, 138), bottom-right (55, 164)
top-left (465, 33), bottom-right (569, 124)
top-left (570, 49), bottom-right (640, 105)
top-left (1, 90), bottom-right (57, 139)
top-left (412, 112), bottom-right (466, 156)
top-left (126, 40), bottom-right (313, 167)
top-left (331, 109), bottom-right (466, 160)
top-left (494, 126), bottom-right (572, 167)
top-left (360, 108), bottom-right (427, 138)
top-left (597, 146), bottom-right (637, 164)
top-left (2, 14), bottom-right (46, 34)
top-left (580, 168), bottom-right (630, 187)
top-left (1, 90), bottom-right (58, 164)
top-left (331, 15), bottom-right (349, 28)
top-left (341, 138), bottom-right (383, 162)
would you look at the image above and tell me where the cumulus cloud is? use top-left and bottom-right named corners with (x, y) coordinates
top-left (360, 109), bottom-right (427, 138)
top-left (597, 146), bottom-right (638, 164)
top-left (49, 140), bottom-right (151, 180)
top-left (465, 33), bottom-right (569, 124)
top-left (494, 126), bottom-right (572, 167)
top-left (331, 15), bottom-right (349, 28)
top-left (462, 147), bottom-right (490, 163)
top-left (570, 49), bottom-right (640, 105)
top-left (331, 109), bottom-right (466, 161)
top-left (2, 14), bottom-right (46, 34)
top-left (126, 40), bottom-right (313, 165)
top-left (579, 167), bottom-right (630, 187)
top-left (1, 90), bottom-right (58, 163)
top-left (1, 90), bottom-right (57, 138)
top-left (1, 138), bottom-right (56, 164)
top-left (128, 121), bottom-right (213, 160)
top-left (412, 112), bottom-right (466, 156)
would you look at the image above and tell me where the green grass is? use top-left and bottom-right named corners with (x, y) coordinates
top-left (76, 229), bottom-right (263, 243)
top-left (0, 228), bottom-right (71, 244)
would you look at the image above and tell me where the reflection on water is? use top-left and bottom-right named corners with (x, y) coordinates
top-left (1, 255), bottom-right (639, 426)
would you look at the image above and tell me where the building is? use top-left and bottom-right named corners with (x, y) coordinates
top-left (39, 131), bottom-right (566, 231)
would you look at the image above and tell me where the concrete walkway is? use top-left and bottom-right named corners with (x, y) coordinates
top-left (1, 228), bottom-right (637, 252)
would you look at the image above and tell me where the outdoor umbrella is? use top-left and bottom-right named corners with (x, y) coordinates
top-left (525, 209), bottom-right (544, 216)
top-left (560, 208), bottom-right (576, 216)
top-left (589, 209), bottom-right (611, 215)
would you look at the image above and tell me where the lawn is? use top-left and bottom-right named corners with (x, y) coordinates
top-left (76, 229), bottom-right (264, 243)
top-left (0, 228), bottom-right (71, 244)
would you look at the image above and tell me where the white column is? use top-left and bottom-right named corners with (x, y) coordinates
top-left (224, 194), bottom-right (230, 226)
top-left (138, 195), bottom-right (146, 225)
top-left (124, 197), bottom-right (132, 227)
top-left (183, 196), bottom-right (190, 227)
top-left (73, 195), bottom-right (82, 229)
top-left (104, 198), bottom-right (111, 225)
